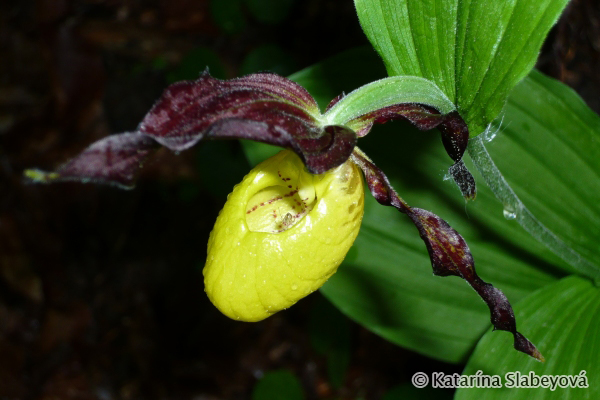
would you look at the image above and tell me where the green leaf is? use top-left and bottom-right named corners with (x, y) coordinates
top-left (456, 276), bottom-right (599, 399)
top-left (252, 370), bottom-right (305, 400)
top-left (323, 75), bottom-right (456, 126)
top-left (240, 139), bottom-right (280, 167)
top-left (355, 0), bottom-right (569, 135)
top-left (468, 70), bottom-right (600, 280)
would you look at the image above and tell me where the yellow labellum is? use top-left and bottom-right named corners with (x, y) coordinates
top-left (203, 150), bottom-right (364, 321)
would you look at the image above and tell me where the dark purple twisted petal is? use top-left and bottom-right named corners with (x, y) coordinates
top-left (437, 111), bottom-right (476, 200)
top-left (139, 72), bottom-right (323, 151)
top-left (448, 160), bottom-right (476, 200)
top-left (297, 125), bottom-right (357, 174)
top-left (133, 72), bottom-right (357, 173)
top-left (350, 149), bottom-right (544, 362)
top-left (26, 72), bottom-right (358, 186)
top-left (203, 120), bottom-right (356, 174)
top-left (43, 132), bottom-right (157, 189)
top-left (350, 103), bottom-right (446, 138)
top-left (348, 104), bottom-right (476, 200)
top-left (437, 111), bottom-right (469, 163)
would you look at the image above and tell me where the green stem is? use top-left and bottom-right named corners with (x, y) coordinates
top-left (468, 135), bottom-right (600, 282)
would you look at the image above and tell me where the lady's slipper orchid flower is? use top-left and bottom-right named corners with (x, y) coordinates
top-left (24, 72), bottom-right (542, 361)
top-left (204, 150), bottom-right (364, 321)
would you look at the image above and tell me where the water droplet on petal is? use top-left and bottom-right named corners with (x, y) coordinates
top-left (291, 284), bottom-right (298, 291)
top-left (503, 207), bottom-right (517, 220)
top-left (485, 128), bottom-right (498, 142)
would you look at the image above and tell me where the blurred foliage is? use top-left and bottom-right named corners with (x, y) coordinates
top-left (240, 44), bottom-right (297, 76)
top-left (252, 369), bottom-right (305, 400)
top-left (245, 0), bottom-right (297, 24)
top-left (167, 47), bottom-right (227, 82)
top-left (309, 296), bottom-right (351, 389)
top-left (211, 0), bottom-right (247, 35)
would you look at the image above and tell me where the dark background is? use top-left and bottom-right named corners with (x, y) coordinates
top-left (1, 0), bottom-right (598, 399)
